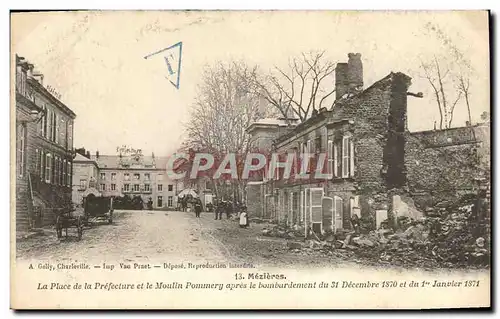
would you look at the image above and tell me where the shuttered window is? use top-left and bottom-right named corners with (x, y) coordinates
top-left (327, 140), bottom-right (333, 177)
top-left (45, 153), bottom-right (52, 183)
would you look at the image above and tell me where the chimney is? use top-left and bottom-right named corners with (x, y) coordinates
top-left (347, 53), bottom-right (363, 91)
top-left (96, 150), bottom-right (100, 159)
top-left (335, 63), bottom-right (348, 100)
top-left (335, 53), bottom-right (364, 100)
top-left (32, 71), bottom-right (44, 85)
top-left (86, 151), bottom-right (91, 159)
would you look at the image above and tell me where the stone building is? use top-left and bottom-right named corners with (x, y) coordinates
top-left (246, 53), bottom-right (490, 236)
top-left (72, 151), bottom-right (180, 209)
top-left (406, 122), bottom-right (491, 208)
top-left (15, 55), bottom-right (76, 230)
top-left (72, 151), bottom-right (100, 207)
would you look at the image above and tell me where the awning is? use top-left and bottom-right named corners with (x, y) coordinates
top-left (177, 188), bottom-right (198, 198)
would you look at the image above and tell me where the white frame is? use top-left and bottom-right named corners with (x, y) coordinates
top-left (45, 153), bottom-right (52, 183)
top-left (309, 187), bottom-right (324, 234)
top-left (334, 195), bottom-right (344, 230)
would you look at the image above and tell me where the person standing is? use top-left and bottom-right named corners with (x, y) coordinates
top-left (225, 201), bottom-right (233, 219)
top-left (215, 201), bottom-right (223, 220)
top-left (194, 199), bottom-right (202, 218)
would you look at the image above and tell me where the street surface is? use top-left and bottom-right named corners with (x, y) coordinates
top-left (16, 210), bottom-right (362, 269)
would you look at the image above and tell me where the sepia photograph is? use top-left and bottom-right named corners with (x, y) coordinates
top-left (10, 10), bottom-right (491, 309)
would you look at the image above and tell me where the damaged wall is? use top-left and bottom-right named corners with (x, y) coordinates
top-left (334, 72), bottom-right (412, 225)
top-left (405, 123), bottom-right (490, 209)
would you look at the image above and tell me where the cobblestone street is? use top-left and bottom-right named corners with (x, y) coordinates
top-left (16, 209), bottom-right (369, 269)
top-left (16, 210), bottom-right (227, 264)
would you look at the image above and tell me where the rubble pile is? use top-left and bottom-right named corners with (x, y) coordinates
top-left (260, 195), bottom-right (490, 269)
top-left (350, 198), bottom-right (491, 268)
top-left (261, 224), bottom-right (304, 239)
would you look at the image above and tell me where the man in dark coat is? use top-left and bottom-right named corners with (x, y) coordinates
top-left (194, 199), bottom-right (202, 218)
top-left (215, 201), bottom-right (223, 220)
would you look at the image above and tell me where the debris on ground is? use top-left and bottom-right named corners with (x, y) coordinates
top-left (260, 193), bottom-right (490, 269)
top-left (261, 224), bottom-right (303, 239)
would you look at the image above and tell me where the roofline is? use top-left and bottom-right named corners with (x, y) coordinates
top-left (27, 77), bottom-right (77, 119)
top-left (409, 122), bottom-right (489, 135)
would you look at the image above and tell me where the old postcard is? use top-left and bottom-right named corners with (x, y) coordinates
top-left (11, 10), bottom-right (491, 309)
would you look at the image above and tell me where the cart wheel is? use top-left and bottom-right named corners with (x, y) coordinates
top-left (56, 217), bottom-right (63, 239)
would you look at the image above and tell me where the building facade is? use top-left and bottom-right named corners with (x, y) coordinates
top-left (15, 55), bottom-right (76, 230)
top-left (72, 151), bottom-right (180, 210)
top-left (72, 152), bottom-right (100, 207)
top-left (246, 53), bottom-right (490, 236)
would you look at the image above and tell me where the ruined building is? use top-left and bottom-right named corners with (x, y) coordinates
top-left (246, 53), bottom-right (489, 235)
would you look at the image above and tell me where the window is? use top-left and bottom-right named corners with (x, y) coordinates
top-left (100, 183), bottom-right (106, 191)
top-left (123, 184), bottom-right (130, 192)
top-left (35, 149), bottom-right (39, 175)
top-left (45, 153), bottom-right (52, 183)
top-left (100, 172), bottom-right (106, 180)
top-left (144, 184), bottom-right (150, 192)
top-left (158, 184), bottom-right (163, 191)
top-left (54, 156), bottom-right (59, 185)
top-left (334, 140), bottom-right (341, 177)
top-left (124, 173), bottom-right (130, 181)
top-left (157, 174), bottom-right (163, 181)
top-left (168, 184), bottom-right (173, 192)
top-left (167, 196), bottom-right (173, 207)
top-left (342, 136), bottom-right (354, 178)
top-left (50, 111), bottom-right (55, 141)
top-left (327, 140), bottom-right (334, 177)
top-left (63, 159), bottom-right (67, 186)
top-left (68, 121), bottom-right (73, 150)
top-left (67, 162), bottom-right (72, 186)
top-left (315, 136), bottom-right (322, 153)
top-left (144, 173), bottom-right (150, 181)
top-left (40, 150), bottom-right (45, 180)
top-left (17, 124), bottom-right (26, 177)
top-left (64, 120), bottom-right (68, 149)
top-left (55, 156), bottom-right (60, 185)
top-left (42, 106), bottom-right (47, 137)
top-left (55, 113), bottom-right (59, 144)
top-left (46, 109), bottom-right (51, 139)
top-left (111, 184), bottom-right (116, 191)
top-left (111, 173), bottom-right (116, 180)
top-left (134, 173), bottom-right (140, 180)
top-left (60, 158), bottom-right (63, 185)
top-left (80, 179), bottom-right (87, 190)
top-left (133, 184), bottom-right (140, 192)
top-left (157, 196), bottom-right (163, 207)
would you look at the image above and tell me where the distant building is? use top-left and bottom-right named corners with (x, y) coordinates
top-left (15, 54), bottom-right (76, 230)
top-left (72, 152), bottom-right (100, 206)
top-left (72, 151), bottom-right (180, 209)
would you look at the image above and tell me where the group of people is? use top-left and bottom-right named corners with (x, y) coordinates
top-left (184, 197), bottom-right (250, 228)
top-left (214, 200), bottom-right (249, 228)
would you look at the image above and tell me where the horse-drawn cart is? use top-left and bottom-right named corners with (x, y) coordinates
top-left (55, 208), bottom-right (84, 240)
top-left (83, 194), bottom-right (114, 225)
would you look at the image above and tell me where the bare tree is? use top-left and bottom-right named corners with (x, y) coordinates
top-left (419, 56), bottom-right (462, 130)
top-left (419, 22), bottom-right (476, 129)
top-left (255, 51), bottom-right (336, 123)
top-left (456, 70), bottom-right (472, 126)
top-left (182, 61), bottom-right (272, 199)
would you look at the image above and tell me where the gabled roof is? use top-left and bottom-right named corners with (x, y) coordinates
top-left (74, 153), bottom-right (96, 163)
top-left (91, 155), bottom-right (170, 170)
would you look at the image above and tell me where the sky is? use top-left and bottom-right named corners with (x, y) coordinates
top-left (11, 11), bottom-right (490, 156)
